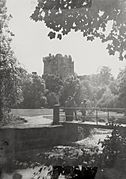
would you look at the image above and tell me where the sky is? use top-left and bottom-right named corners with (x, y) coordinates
top-left (6, 0), bottom-right (126, 77)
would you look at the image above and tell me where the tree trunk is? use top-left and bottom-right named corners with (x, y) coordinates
top-left (0, 98), bottom-right (3, 122)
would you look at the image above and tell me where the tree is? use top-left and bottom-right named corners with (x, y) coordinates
top-left (98, 66), bottom-right (113, 86)
top-left (19, 73), bottom-right (47, 108)
top-left (117, 67), bottom-right (126, 108)
top-left (97, 88), bottom-right (118, 108)
top-left (31, 0), bottom-right (126, 60)
top-left (46, 92), bottom-right (59, 107)
top-left (99, 126), bottom-right (126, 169)
top-left (43, 74), bottom-right (63, 94)
top-left (79, 73), bottom-right (110, 107)
top-left (42, 74), bottom-right (64, 107)
top-left (109, 80), bottom-right (119, 96)
top-left (79, 69), bottom-right (117, 108)
top-left (60, 75), bottom-right (80, 105)
top-left (79, 77), bottom-right (94, 103)
top-left (0, 0), bottom-right (23, 120)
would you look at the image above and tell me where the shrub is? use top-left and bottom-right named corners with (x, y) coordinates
top-left (99, 125), bottom-right (126, 168)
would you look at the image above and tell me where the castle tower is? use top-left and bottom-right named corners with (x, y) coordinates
top-left (43, 54), bottom-right (74, 79)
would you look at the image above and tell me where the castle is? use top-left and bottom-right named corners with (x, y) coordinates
top-left (43, 54), bottom-right (74, 79)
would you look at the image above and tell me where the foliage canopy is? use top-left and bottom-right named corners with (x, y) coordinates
top-left (31, 0), bottom-right (126, 60)
top-left (0, 0), bottom-right (23, 120)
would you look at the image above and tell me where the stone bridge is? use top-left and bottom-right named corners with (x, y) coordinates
top-left (1, 106), bottom-right (126, 168)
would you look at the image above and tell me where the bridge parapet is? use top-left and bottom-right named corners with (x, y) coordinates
top-left (53, 106), bottom-right (126, 126)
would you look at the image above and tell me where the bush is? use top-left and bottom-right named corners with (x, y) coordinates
top-left (99, 125), bottom-right (126, 168)
top-left (0, 112), bottom-right (26, 127)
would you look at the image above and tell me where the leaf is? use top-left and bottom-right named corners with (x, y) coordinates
top-left (48, 31), bottom-right (56, 39)
top-left (31, 0), bottom-right (126, 60)
top-left (57, 33), bottom-right (62, 40)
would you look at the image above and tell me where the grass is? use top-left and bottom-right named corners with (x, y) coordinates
top-left (11, 108), bottom-right (126, 125)
top-left (11, 108), bottom-right (53, 117)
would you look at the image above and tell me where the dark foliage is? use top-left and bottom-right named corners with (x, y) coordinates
top-left (31, 0), bottom-right (126, 60)
top-left (0, 0), bottom-right (23, 120)
top-left (18, 73), bottom-right (47, 109)
top-left (50, 165), bottom-right (97, 179)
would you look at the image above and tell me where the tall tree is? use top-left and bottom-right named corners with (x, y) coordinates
top-left (0, 0), bottom-right (23, 120)
top-left (117, 67), bottom-right (126, 108)
top-left (79, 77), bottom-right (94, 102)
top-left (20, 73), bottom-right (47, 109)
top-left (43, 74), bottom-right (63, 93)
top-left (98, 66), bottom-right (113, 86)
top-left (60, 75), bottom-right (80, 105)
top-left (31, 0), bottom-right (126, 60)
top-left (97, 87), bottom-right (118, 108)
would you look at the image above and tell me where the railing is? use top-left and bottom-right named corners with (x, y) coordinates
top-left (53, 105), bottom-right (126, 125)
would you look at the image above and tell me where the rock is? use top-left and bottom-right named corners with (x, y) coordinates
top-left (13, 173), bottom-right (22, 179)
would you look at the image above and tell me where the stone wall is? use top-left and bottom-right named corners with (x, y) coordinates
top-left (0, 123), bottom-right (91, 163)
top-left (43, 54), bottom-right (74, 79)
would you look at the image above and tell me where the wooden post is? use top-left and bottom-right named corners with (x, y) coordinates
top-left (96, 109), bottom-right (98, 125)
top-left (107, 110), bottom-right (109, 124)
top-left (53, 104), bottom-right (60, 125)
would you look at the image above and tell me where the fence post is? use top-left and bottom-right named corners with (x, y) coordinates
top-left (53, 104), bottom-right (60, 125)
top-left (96, 109), bottom-right (98, 125)
top-left (124, 108), bottom-right (126, 116)
top-left (107, 110), bottom-right (109, 124)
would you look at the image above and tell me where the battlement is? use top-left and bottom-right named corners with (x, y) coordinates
top-left (43, 54), bottom-right (72, 62)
